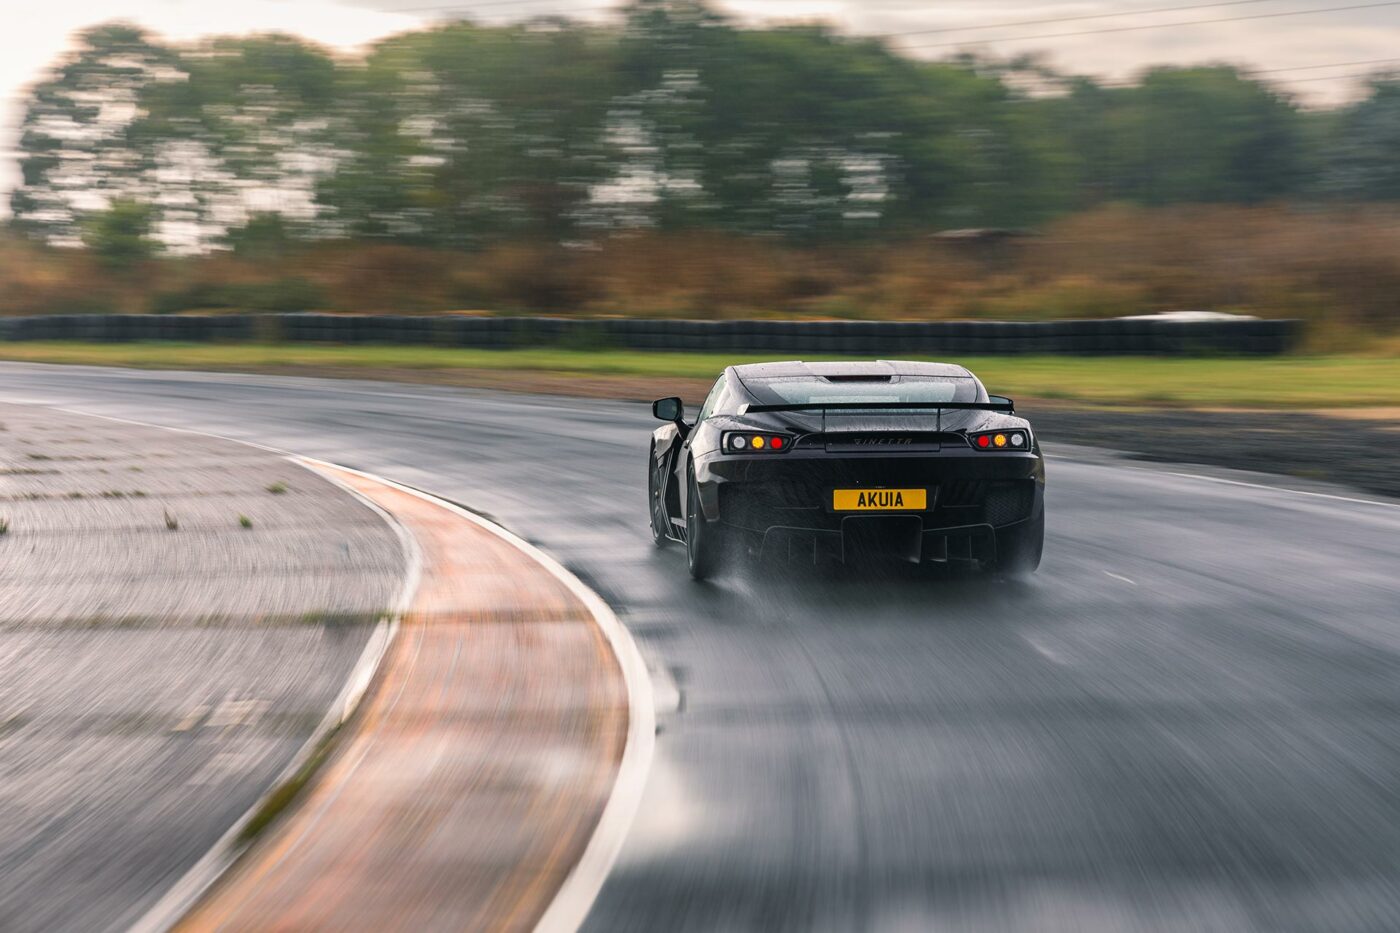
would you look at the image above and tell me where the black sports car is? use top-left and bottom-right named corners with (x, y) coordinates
top-left (648, 360), bottom-right (1045, 579)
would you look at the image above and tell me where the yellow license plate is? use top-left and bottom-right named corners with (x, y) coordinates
top-left (832, 488), bottom-right (927, 511)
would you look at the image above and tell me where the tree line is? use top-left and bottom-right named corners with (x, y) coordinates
top-left (11, 0), bottom-right (1400, 255)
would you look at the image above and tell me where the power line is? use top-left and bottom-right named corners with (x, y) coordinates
top-left (408, 0), bottom-right (1292, 35)
top-left (1, 1), bottom-right (1394, 100)
top-left (1287, 67), bottom-right (1400, 81)
top-left (405, 0), bottom-right (1279, 27)
top-left (399, 0), bottom-right (615, 14)
top-left (1, 54), bottom-right (1395, 102)
top-left (344, 0), bottom-right (1400, 52)
top-left (401, 0), bottom-right (1288, 34)
top-left (1107, 55), bottom-right (1400, 81)
top-left (1105, 65), bottom-right (1400, 86)
top-left (1254, 55), bottom-right (1400, 73)
top-left (898, 0), bottom-right (1400, 51)
top-left (875, 0), bottom-right (1282, 39)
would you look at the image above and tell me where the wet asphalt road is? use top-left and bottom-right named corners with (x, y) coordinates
top-left (2, 362), bottom-right (1400, 933)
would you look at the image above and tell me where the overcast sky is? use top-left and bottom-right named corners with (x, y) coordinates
top-left (5, 0), bottom-right (1400, 210)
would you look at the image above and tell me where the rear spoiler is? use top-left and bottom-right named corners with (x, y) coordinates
top-left (740, 400), bottom-right (1014, 414)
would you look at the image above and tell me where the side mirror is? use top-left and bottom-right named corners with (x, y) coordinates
top-left (653, 397), bottom-right (684, 423)
top-left (988, 394), bottom-right (1015, 413)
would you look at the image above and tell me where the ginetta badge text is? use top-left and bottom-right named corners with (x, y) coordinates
top-left (848, 436), bottom-right (914, 446)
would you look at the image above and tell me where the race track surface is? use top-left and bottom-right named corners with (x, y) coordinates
top-left (0, 398), bottom-right (402, 933)
top-left (3, 363), bottom-right (1399, 932)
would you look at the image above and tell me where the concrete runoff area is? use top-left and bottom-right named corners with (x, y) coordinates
top-left (180, 465), bottom-right (627, 931)
top-left (0, 404), bottom-right (404, 932)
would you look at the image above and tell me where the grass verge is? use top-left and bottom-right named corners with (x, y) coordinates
top-left (239, 722), bottom-right (342, 843)
top-left (1, 341), bottom-right (1399, 409)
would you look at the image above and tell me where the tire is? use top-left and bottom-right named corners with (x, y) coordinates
top-left (648, 442), bottom-right (672, 546)
top-left (686, 469), bottom-right (728, 580)
top-left (992, 507), bottom-right (1044, 577)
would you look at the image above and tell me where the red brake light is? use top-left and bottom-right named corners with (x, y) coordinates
top-left (972, 429), bottom-right (1029, 450)
top-left (722, 432), bottom-right (792, 454)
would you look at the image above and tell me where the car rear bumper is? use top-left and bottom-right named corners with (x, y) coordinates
top-left (696, 449), bottom-right (1043, 561)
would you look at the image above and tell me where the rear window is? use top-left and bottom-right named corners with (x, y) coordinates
top-left (749, 376), bottom-right (979, 406)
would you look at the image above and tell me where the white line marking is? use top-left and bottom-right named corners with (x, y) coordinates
top-left (1160, 470), bottom-right (1400, 511)
top-left (109, 424), bottom-right (422, 933)
top-left (1023, 635), bottom-right (1067, 665)
top-left (295, 459), bottom-right (656, 933)
top-left (206, 699), bottom-right (268, 730)
top-left (646, 657), bottom-right (683, 718)
top-left (48, 406), bottom-right (289, 457)
top-left (171, 705), bottom-right (209, 733)
top-left (1104, 571), bottom-right (1137, 585)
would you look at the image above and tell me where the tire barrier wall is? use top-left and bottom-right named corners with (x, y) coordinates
top-left (0, 314), bottom-right (1303, 355)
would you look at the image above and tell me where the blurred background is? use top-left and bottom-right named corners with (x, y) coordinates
top-left (1, 0), bottom-right (1400, 351)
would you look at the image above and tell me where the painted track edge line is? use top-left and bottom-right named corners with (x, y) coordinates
top-left (293, 457), bottom-right (658, 933)
top-left (121, 457), bottom-right (422, 933)
top-left (1160, 470), bottom-right (1400, 510)
top-left (46, 400), bottom-right (656, 931)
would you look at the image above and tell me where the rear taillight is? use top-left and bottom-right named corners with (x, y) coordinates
top-left (723, 431), bottom-right (792, 454)
top-left (969, 429), bottom-right (1028, 450)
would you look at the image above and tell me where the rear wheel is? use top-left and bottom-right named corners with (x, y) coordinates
top-left (991, 508), bottom-right (1044, 577)
top-left (686, 470), bottom-right (728, 580)
top-left (648, 442), bottom-right (671, 546)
